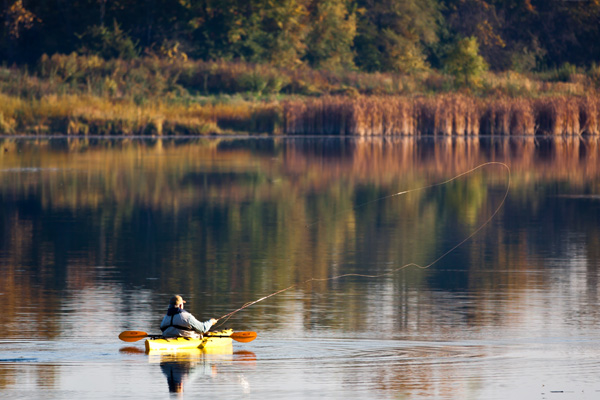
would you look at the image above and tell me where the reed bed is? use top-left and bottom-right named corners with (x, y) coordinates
top-left (535, 97), bottom-right (580, 135)
top-left (283, 95), bottom-right (600, 136)
top-left (578, 96), bottom-right (600, 135)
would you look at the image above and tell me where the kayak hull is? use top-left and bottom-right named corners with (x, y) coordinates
top-left (145, 329), bottom-right (233, 352)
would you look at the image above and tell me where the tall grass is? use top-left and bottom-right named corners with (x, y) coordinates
top-left (0, 93), bottom-right (221, 135)
top-left (2, 53), bottom-right (597, 100)
top-left (578, 96), bottom-right (600, 135)
top-left (284, 95), bottom-right (599, 136)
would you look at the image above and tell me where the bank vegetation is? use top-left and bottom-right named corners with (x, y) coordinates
top-left (0, 55), bottom-right (599, 136)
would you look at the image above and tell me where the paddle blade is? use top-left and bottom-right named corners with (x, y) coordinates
top-left (230, 331), bottom-right (257, 343)
top-left (118, 330), bottom-right (149, 342)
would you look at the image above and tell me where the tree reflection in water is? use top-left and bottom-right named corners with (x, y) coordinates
top-left (1, 136), bottom-right (599, 340)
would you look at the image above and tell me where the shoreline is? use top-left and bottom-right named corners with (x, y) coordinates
top-left (1, 93), bottom-right (599, 136)
top-left (1, 133), bottom-right (599, 140)
top-left (1, 57), bottom-right (599, 136)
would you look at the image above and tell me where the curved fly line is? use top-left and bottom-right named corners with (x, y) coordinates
top-left (216, 162), bottom-right (511, 326)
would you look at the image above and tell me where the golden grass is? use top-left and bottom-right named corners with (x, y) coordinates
top-left (0, 93), bottom-right (221, 135)
top-left (283, 94), bottom-right (600, 136)
top-left (578, 96), bottom-right (600, 135)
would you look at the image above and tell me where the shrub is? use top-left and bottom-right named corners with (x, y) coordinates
top-left (444, 37), bottom-right (488, 88)
top-left (587, 63), bottom-right (600, 88)
top-left (77, 21), bottom-right (139, 60)
top-left (549, 63), bottom-right (577, 83)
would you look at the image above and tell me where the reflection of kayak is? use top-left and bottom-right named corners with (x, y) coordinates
top-left (154, 349), bottom-right (224, 393)
top-left (145, 329), bottom-right (234, 352)
top-left (147, 347), bottom-right (257, 393)
top-left (151, 347), bottom-right (255, 393)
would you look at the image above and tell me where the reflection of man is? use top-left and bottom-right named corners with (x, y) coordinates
top-left (160, 295), bottom-right (217, 338)
top-left (158, 350), bottom-right (256, 394)
top-left (160, 357), bottom-right (216, 393)
top-left (160, 361), bottom-right (191, 393)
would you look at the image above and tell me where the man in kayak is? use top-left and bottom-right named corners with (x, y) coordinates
top-left (160, 295), bottom-right (217, 339)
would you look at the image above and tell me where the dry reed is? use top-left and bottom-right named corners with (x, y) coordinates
top-left (535, 97), bottom-right (582, 135)
top-left (579, 96), bottom-right (600, 135)
top-left (283, 94), bottom-right (599, 136)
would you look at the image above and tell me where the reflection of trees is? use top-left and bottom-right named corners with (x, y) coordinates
top-left (0, 364), bottom-right (59, 391)
top-left (1, 136), bottom-right (600, 337)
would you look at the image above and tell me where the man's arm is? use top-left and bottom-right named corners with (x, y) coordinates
top-left (188, 314), bottom-right (217, 333)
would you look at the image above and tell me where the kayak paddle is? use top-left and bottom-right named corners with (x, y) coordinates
top-left (118, 330), bottom-right (257, 343)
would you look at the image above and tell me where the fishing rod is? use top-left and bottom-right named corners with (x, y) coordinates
top-left (215, 161), bottom-right (511, 326)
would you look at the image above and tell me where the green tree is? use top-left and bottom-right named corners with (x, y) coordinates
top-left (189, 0), bottom-right (310, 66)
top-left (77, 21), bottom-right (138, 60)
top-left (441, 0), bottom-right (600, 71)
top-left (353, 0), bottom-right (440, 73)
top-left (441, 0), bottom-right (506, 69)
top-left (304, 0), bottom-right (357, 70)
top-left (184, 0), bottom-right (240, 60)
top-left (241, 0), bottom-right (311, 67)
top-left (445, 36), bottom-right (488, 87)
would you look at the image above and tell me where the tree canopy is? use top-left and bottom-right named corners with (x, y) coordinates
top-left (1, 0), bottom-right (599, 72)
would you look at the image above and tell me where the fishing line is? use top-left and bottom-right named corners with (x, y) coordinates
top-left (215, 162), bottom-right (511, 326)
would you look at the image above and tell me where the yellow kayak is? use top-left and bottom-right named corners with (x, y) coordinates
top-left (145, 329), bottom-right (234, 352)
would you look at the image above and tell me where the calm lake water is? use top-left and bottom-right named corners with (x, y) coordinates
top-left (1, 135), bottom-right (600, 399)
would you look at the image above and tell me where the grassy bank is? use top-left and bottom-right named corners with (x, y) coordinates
top-left (0, 92), bottom-right (282, 135)
top-left (10, 54), bottom-right (600, 98)
top-left (0, 93), bottom-right (217, 135)
top-left (0, 54), bottom-right (599, 135)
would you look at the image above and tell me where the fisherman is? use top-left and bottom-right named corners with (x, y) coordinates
top-left (160, 295), bottom-right (217, 339)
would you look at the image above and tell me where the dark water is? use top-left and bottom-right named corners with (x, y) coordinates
top-left (1, 136), bottom-right (600, 399)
